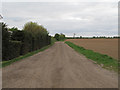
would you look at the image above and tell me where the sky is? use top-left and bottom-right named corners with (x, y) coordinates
top-left (0, 0), bottom-right (119, 37)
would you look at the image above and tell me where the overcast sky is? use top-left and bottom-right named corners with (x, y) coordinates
top-left (1, 0), bottom-right (118, 37)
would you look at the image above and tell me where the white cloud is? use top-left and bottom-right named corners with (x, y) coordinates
top-left (2, 2), bottom-right (118, 36)
top-left (2, 0), bottom-right (119, 2)
top-left (66, 17), bottom-right (89, 21)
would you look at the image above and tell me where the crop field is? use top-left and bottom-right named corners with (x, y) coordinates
top-left (66, 39), bottom-right (118, 60)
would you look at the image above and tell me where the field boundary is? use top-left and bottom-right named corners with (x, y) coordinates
top-left (1, 42), bottom-right (55, 68)
top-left (65, 41), bottom-right (118, 72)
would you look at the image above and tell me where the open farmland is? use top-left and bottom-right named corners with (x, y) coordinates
top-left (66, 39), bottom-right (118, 60)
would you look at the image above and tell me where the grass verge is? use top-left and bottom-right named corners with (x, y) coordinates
top-left (65, 41), bottom-right (118, 72)
top-left (1, 42), bottom-right (55, 68)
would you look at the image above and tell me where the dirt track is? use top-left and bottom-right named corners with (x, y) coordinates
top-left (2, 42), bottom-right (118, 88)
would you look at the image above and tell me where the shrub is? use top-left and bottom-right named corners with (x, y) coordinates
top-left (2, 23), bottom-right (11, 61)
top-left (2, 22), bottom-right (51, 61)
top-left (8, 41), bottom-right (22, 60)
top-left (54, 33), bottom-right (60, 41)
top-left (22, 22), bottom-right (51, 54)
top-left (54, 33), bottom-right (65, 41)
top-left (11, 30), bottom-right (25, 41)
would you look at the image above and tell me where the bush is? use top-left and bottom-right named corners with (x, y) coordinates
top-left (2, 23), bottom-right (11, 61)
top-left (8, 41), bottom-right (22, 60)
top-left (54, 33), bottom-right (60, 41)
top-left (2, 22), bottom-right (51, 61)
top-left (11, 30), bottom-right (25, 41)
top-left (2, 40), bottom-right (21, 61)
top-left (54, 33), bottom-right (65, 41)
top-left (22, 22), bottom-right (51, 54)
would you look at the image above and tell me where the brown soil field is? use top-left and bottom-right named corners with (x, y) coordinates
top-left (66, 39), bottom-right (118, 60)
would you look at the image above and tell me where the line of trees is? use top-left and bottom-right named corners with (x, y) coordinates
top-left (54, 33), bottom-right (66, 41)
top-left (66, 36), bottom-right (120, 39)
top-left (2, 22), bottom-right (51, 61)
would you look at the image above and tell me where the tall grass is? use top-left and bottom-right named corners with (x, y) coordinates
top-left (65, 41), bottom-right (118, 72)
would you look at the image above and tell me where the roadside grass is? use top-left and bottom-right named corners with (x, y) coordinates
top-left (65, 41), bottom-right (118, 72)
top-left (1, 40), bottom-right (56, 68)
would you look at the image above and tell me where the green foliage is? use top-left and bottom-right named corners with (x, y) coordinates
top-left (22, 22), bottom-right (51, 54)
top-left (2, 23), bottom-right (11, 61)
top-left (51, 37), bottom-right (56, 44)
top-left (65, 41), bottom-right (118, 72)
top-left (8, 41), bottom-right (22, 60)
top-left (54, 33), bottom-right (66, 41)
top-left (9, 27), bottom-right (18, 32)
top-left (2, 23), bottom-right (22, 61)
top-left (54, 33), bottom-right (60, 41)
top-left (2, 22), bottom-right (51, 61)
top-left (66, 36), bottom-right (120, 39)
top-left (2, 43), bottom-right (54, 68)
top-left (2, 31), bottom-right (21, 61)
top-left (59, 33), bottom-right (65, 41)
top-left (11, 30), bottom-right (24, 41)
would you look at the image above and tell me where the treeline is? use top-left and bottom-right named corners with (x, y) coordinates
top-left (54, 33), bottom-right (66, 41)
top-left (67, 36), bottom-right (120, 39)
top-left (2, 22), bottom-right (51, 61)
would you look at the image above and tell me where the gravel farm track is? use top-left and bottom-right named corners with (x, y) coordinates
top-left (2, 42), bottom-right (118, 88)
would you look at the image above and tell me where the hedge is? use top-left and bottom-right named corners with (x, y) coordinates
top-left (2, 22), bottom-right (51, 61)
top-left (2, 40), bottom-right (21, 61)
top-left (8, 41), bottom-right (22, 60)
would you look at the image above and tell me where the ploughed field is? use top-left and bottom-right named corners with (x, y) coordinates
top-left (66, 39), bottom-right (118, 60)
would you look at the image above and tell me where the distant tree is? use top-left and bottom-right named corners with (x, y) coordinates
top-left (59, 33), bottom-right (65, 40)
top-left (80, 36), bottom-right (82, 39)
top-left (54, 33), bottom-right (60, 41)
top-left (54, 33), bottom-right (66, 41)
top-left (9, 27), bottom-right (18, 32)
top-left (113, 36), bottom-right (119, 38)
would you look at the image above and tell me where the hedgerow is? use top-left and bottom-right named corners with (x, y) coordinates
top-left (2, 22), bottom-right (51, 61)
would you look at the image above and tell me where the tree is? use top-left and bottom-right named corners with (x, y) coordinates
top-left (22, 22), bottom-right (50, 53)
top-left (9, 27), bottom-right (18, 32)
top-left (2, 21), bottom-right (51, 60)
top-left (54, 33), bottom-right (60, 41)
top-left (59, 33), bottom-right (65, 40)
top-left (80, 36), bottom-right (82, 39)
top-left (54, 33), bottom-right (66, 41)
